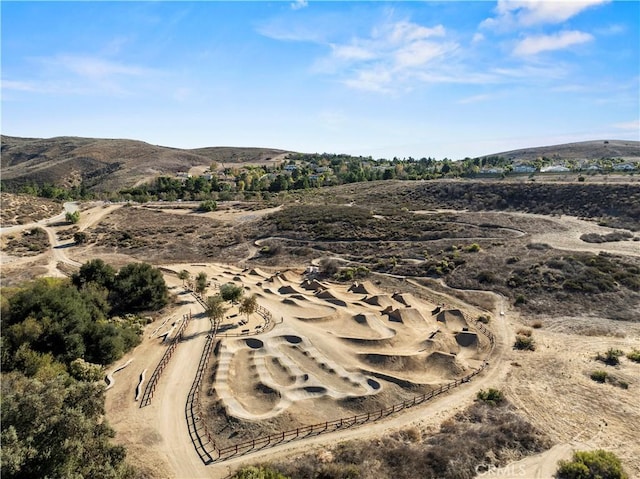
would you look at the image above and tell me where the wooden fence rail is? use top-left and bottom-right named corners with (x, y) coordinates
top-left (139, 312), bottom-right (192, 408)
top-left (207, 312), bottom-right (496, 461)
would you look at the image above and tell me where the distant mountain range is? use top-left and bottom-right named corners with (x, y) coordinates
top-left (1, 135), bottom-right (639, 193)
top-left (481, 139), bottom-right (640, 162)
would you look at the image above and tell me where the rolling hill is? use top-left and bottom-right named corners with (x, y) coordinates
top-left (0, 135), bottom-right (292, 192)
top-left (2, 135), bottom-right (639, 193)
top-left (480, 139), bottom-right (640, 162)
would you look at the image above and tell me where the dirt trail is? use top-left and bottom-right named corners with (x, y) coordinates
top-left (513, 212), bottom-right (640, 257)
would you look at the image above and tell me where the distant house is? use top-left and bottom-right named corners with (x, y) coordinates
top-left (586, 165), bottom-right (601, 172)
top-left (283, 164), bottom-right (298, 171)
top-left (541, 165), bottom-right (570, 173)
top-left (314, 166), bottom-right (331, 173)
top-left (200, 173), bottom-right (214, 180)
top-left (513, 165), bottom-right (536, 173)
top-left (479, 168), bottom-right (504, 174)
top-left (613, 163), bottom-right (636, 171)
top-left (176, 172), bottom-right (192, 178)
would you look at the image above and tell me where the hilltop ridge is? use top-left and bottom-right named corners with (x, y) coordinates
top-left (1, 135), bottom-right (638, 193)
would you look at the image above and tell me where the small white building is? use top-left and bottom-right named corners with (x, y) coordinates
top-left (513, 165), bottom-right (536, 173)
top-left (613, 163), bottom-right (636, 171)
top-left (541, 165), bottom-right (571, 173)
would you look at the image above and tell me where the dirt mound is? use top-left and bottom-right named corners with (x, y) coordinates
top-left (279, 271), bottom-right (302, 283)
top-left (392, 292), bottom-right (425, 309)
top-left (315, 290), bottom-right (347, 307)
top-left (363, 294), bottom-right (398, 309)
top-left (436, 309), bottom-right (469, 330)
top-left (425, 351), bottom-right (467, 376)
top-left (301, 279), bottom-right (326, 291)
top-left (279, 284), bottom-right (302, 295)
top-left (362, 370), bottom-right (429, 391)
top-left (359, 353), bottom-right (426, 372)
top-left (455, 331), bottom-right (478, 347)
top-left (348, 281), bottom-right (381, 295)
top-left (249, 268), bottom-right (268, 278)
top-left (386, 308), bottom-right (429, 329)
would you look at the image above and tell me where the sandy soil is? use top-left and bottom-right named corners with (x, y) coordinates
top-left (3, 201), bottom-right (639, 478)
top-left (102, 263), bottom-right (504, 479)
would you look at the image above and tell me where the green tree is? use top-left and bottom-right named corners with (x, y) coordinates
top-left (205, 295), bottom-right (228, 325)
top-left (1, 372), bottom-right (134, 479)
top-left (65, 210), bottom-right (80, 224)
top-left (195, 271), bottom-right (208, 295)
top-left (69, 358), bottom-right (103, 382)
top-left (111, 263), bottom-right (168, 312)
top-left (220, 283), bottom-right (244, 303)
top-left (73, 231), bottom-right (88, 244)
top-left (72, 258), bottom-right (116, 290)
top-left (239, 294), bottom-right (258, 319)
top-left (556, 450), bottom-right (628, 479)
top-left (197, 199), bottom-right (217, 212)
top-left (178, 269), bottom-right (190, 287)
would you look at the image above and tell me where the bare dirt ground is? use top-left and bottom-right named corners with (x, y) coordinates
top-left (2, 198), bottom-right (638, 478)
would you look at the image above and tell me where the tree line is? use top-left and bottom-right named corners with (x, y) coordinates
top-left (1, 259), bottom-right (169, 479)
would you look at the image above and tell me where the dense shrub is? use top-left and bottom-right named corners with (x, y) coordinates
top-left (111, 262), bottom-right (169, 312)
top-left (1, 372), bottom-right (134, 479)
top-left (268, 400), bottom-right (550, 479)
top-left (476, 388), bottom-right (504, 405)
top-left (556, 450), bottom-right (628, 479)
top-left (232, 466), bottom-right (290, 479)
top-left (590, 370), bottom-right (608, 383)
top-left (596, 349), bottom-right (623, 366)
top-left (514, 335), bottom-right (536, 351)
top-left (626, 349), bottom-right (640, 363)
top-left (197, 199), bottom-right (217, 212)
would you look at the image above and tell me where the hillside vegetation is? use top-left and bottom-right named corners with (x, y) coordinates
top-left (0, 135), bottom-right (291, 193)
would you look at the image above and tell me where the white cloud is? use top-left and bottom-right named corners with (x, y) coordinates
top-left (331, 44), bottom-right (376, 61)
top-left (514, 30), bottom-right (593, 56)
top-left (315, 20), bottom-right (455, 92)
top-left (49, 55), bottom-right (151, 80)
top-left (384, 22), bottom-right (446, 43)
top-left (472, 33), bottom-right (485, 43)
top-left (457, 93), bottom-right (492, 104)
top-left (482, 0), bottom-right (609, 29)
top-left (613, 119), bottom-right (640, 132)
top-left (4, 54), bottom-right (160, 97)
top-left (291, 0), bottom-right (308, 10)
top-left (343, 67), bottom-right (394, 93)
top-left (394, 40), bottom-right (453, 68)
top-left (2, 80), bottom-right (41, 92)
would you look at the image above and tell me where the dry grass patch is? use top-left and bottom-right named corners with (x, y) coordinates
top-left (262, 400), bottom-right (550, 479)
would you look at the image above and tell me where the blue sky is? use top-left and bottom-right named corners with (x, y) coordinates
top-left (2, 1), bottom-right (638, 159)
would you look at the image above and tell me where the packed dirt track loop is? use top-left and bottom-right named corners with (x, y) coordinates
top-left (101, 262), bottom-right (506, 478)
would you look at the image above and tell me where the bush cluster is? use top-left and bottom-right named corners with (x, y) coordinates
top-left (262, 400), bottom-right (550, 479)
top-left (556, 449), bottom-right (628, 479)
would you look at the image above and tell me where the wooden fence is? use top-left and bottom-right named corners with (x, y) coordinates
top-left (197, 311), bottom-right (496, 462)
top-left (139, 312), bottom-right (192, 407)
top-left (185, 317), bottom-right (220, 464)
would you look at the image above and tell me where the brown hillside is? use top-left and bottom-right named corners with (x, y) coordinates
top-left (480, 139), bottom-right (640, 161)
top-left (0, 135), bottom-right (293, 192)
